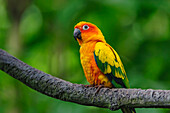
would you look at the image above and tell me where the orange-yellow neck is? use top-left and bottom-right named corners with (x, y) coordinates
top-left (77, 34), bottom-right (106, 46)
top-left (79, 41), bottom-right (97, 54)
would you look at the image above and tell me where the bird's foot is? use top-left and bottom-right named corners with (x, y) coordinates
top-left (84, 84), bottom-right (94, 88)
top-left (84, 84), bottom-right (104, 95)
top-left (94, 85), bottom-right (104, 94)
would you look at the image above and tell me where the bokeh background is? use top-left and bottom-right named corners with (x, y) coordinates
top-left (0, 0), bottom-right (170, 113)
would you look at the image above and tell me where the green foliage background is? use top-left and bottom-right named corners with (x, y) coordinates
top-left (0, 0), bottom-right (170, 113)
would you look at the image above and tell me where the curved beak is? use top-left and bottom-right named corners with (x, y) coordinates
top-left (73, 28), bottom-right (81, 40)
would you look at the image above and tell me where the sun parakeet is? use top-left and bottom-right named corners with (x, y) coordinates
top-left (73, 21), bottom-right (136, 113)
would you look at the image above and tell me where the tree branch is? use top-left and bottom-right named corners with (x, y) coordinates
top-left (0, 49), bottom-right (170, 110)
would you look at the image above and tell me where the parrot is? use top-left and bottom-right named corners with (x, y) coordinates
top-left (73, 21), bottom-right (136, 113)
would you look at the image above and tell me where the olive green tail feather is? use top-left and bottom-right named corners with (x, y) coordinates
top-left (121, 107), bottom-right (136, 113)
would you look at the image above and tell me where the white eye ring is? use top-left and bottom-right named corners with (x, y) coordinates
top-left (83, 25), bottom-right (89, 30)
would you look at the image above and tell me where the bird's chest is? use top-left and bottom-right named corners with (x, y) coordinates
top-left (80, 43), bottom-right (96, 72)
top-left (80, 53), bottom-right (98, 84)
top-left (79, 43), bottom-right (99, 84)
top-left (80, 53), bottom-right (96, 72)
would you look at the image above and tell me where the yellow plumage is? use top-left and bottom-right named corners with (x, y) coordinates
top-left (95, 42), bottom-right (126, 80)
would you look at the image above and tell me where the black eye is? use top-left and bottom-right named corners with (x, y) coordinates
top-left (83, 25), bottom-right (89, 30)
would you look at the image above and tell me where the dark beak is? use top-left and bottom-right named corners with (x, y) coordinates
top-left (73, 28), bottom-right (81, 40)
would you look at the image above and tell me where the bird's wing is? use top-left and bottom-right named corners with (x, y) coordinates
top-left (94, 42), bottom-right (130, 88)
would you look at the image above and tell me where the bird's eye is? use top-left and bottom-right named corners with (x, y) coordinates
top-left (83, 25), bottom-right (89, 30)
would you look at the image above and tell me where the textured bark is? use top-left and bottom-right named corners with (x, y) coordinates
top-left (0, 49), bottom-right (170, 110)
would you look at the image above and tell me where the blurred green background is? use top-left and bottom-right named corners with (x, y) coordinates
top-left (0, 0), bottom-right (170, 113)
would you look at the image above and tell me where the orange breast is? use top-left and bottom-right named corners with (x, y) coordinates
top-left (80, 42), bottom-right (112, 88)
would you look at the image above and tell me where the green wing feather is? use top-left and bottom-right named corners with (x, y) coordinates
top-left (94, 42), bottom-right (130, 88)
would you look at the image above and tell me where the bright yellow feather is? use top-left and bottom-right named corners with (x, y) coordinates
top-left (95, 42), bottom-right (125, 79)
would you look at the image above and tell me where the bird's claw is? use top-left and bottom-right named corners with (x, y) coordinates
top-left (84, 84), bottom-right (94, 88)
top-left (94, 85), bottom-right (104, 94)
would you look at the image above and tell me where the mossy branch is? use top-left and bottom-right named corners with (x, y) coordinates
top-left (0, 49), bottom-right (170, 111)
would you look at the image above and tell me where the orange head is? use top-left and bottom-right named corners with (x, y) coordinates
top-left (73, 21), bottom-right (106, 45)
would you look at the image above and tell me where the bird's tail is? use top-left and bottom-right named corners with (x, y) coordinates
top-left (121, 107), bottom-right (136, 113)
